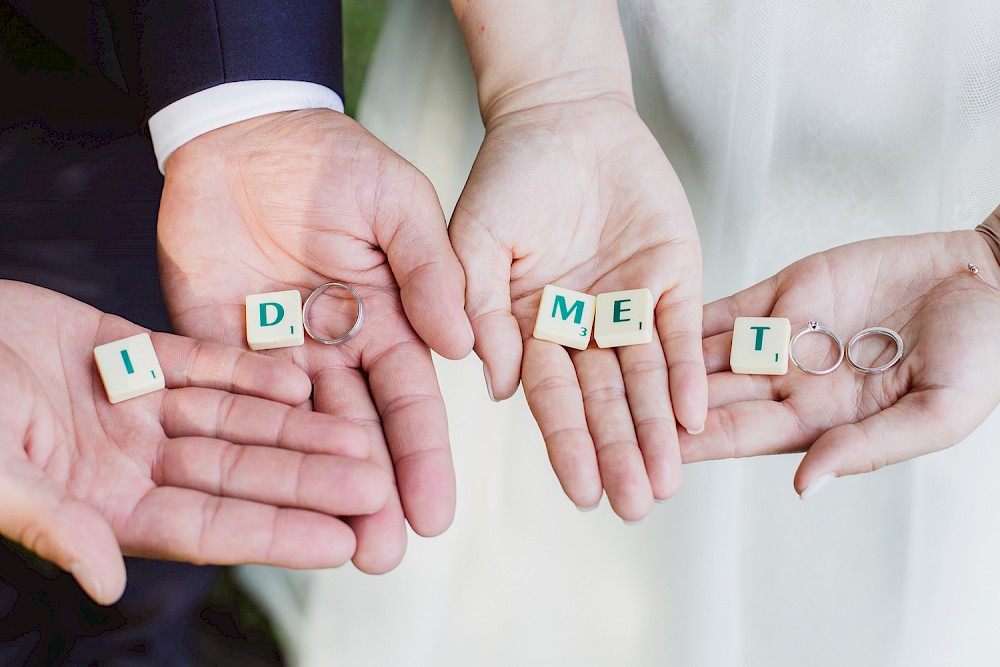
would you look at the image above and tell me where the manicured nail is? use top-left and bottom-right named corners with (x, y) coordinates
top-left (483, 364), bottom-right (498, 402)
top-left (70, 562), bottom-right (103, 604)
top-left (685, 424), bottom-right (705, 436)
top-left (576, 501), bottom-right (600, 513)
top-left (800, 472), bottom-right (837, 500)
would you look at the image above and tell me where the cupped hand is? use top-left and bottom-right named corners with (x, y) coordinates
top-left (0, 280), bottom-right (389, 605)
top-left (449, 97), bottom-right (706, 520)
top-left (157, 110), bottom-right (473, 572)
top-left (686, 231), bottom-right (1000, 496)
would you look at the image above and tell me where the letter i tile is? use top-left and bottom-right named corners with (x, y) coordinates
top-left (246, 290), bottom-right (305, 351)
top-left (533, 284), bottom-right (596, 350)
top-left (730, 316), bottom-right (791, 375)
top-left (94, 333), bottom-right (166, 404)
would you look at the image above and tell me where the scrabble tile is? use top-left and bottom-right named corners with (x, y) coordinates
top-left (533, 284), bottom-right (596, 350)
top-left (730, 316), bottom-right (791, 375)
top-left (594, 288), bottom-right (654, 348)
top-left (246, 290), bottom-right (305, 351)
top-left (94, 333), bottom-right (166, 404)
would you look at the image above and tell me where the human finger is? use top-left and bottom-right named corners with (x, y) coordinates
top-left (657, 280), bottom-right (708, 435)
top-left (149, 332), bottom-right (313, 405)
top-left (702, 277), bottom-right (780, 338)
top-left (0, 450), bottom-right (125, 605)
top-left (154, 436), bottom-right (391, 517)
top-left (679, 399), bottom-right (809, 463)
top-left (375, 161), bottom-right (474, 361)
top-left (575, 347), bottom-right (653, 521)
top-left (313, 364), bottom-right (408, 574)
top-left (617, 334), bottom-right (682, 500)
top-left (122, 487), bottom-right (358, 568)
top-left (521, 338), bottom-right (603, 509)
top-left (363, 332), bottom-right (455, 537)
top-left (161, 388), bottom-right (369, 458)
top-left (794, 388), bottom-right (967, 497)
top-left (449, 210), bottom-right (523, 401)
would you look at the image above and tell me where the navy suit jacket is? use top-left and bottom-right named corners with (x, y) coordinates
top-left (5, 0), bottom-right (344, 124)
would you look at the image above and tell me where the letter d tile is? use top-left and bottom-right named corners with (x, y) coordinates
top-left (246, 290), bottom-right (305, 350)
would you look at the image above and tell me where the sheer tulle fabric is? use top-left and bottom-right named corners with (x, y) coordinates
top-left (239, 2), bottom-right (1000, 665)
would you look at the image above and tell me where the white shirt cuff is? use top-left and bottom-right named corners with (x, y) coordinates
top-left (148, 80), bottom-right (345, 174)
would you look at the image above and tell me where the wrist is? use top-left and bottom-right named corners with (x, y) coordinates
top-left (948, 227), bottom-right (1000, 289)
top-left (452, 0), bottom-right (633, 126)
top-left (975, 205), bottom-right (1000, 275)
top-left (150, 81), bottom-right (344, 174)
top-left (479, 71), bottom-right (635, 130)
top-left (162, 108), bottom-right (346, 177)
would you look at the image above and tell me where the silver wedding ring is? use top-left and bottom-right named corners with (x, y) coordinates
top-left (789, 321), bottom-right (844, 375)
top-left (846, 327), bottom-right (904, 374)
top-left (303, 282), bottom-right (365, 344)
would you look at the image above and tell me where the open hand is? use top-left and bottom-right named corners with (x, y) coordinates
top-left (0, 281), bottom-right (389, 605)
top-left (685, 230), bottom-right (1000, 497)
top-left (450, 98), bottom-right (706, 520)
top-left (157, 110), bottom-right (473, 572)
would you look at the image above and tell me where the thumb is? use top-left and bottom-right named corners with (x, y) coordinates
top-left (795, 389), bottom-right (960, 498)
top-left (0, 451), bottom-right (126, 605)
top-left (449, 209), bottom-right (523, 401)
top-left (376, 164), bottom-right (475, 361)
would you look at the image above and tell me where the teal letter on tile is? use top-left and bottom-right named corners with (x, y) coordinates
top-left (552, 295), bottom-right (585, 324)
top-left (259, 303), bottom-right (285, 327)
top-left (750, 326), bottom-right (770, 351)
top-left (612, 299), bottom-right (632, 323)
top-left (120, 349), bottom-right (134, 375)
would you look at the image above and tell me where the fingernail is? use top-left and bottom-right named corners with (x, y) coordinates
top-left (69, 562), bottom-right (103, 604)
top-left (800, 472), bottom-right (837, 501)
top-left (624, 517), bottom-right (646, 526)
top-left (685, 424), bottom-right (705, 436)
top-left (483, 364), bottom-right (498, 402)
top-left (576, 501), bottom-right (600, 513)
top-left (653, 497), bottom-right (669, 504)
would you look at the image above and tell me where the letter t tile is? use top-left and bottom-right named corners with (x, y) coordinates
top-left (730, 316), bottom-right (791, 375)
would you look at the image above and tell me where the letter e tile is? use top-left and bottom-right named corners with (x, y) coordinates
top-left (594, 288), bottom-right (654, 348)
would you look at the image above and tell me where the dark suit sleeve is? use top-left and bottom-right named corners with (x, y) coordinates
top-left (112, 0), bottom-right (344, 122)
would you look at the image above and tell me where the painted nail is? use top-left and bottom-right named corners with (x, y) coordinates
top-left (800, 472), bottom-right (837, 500)
top-left (685, 424), bottom-right (705, 436)
top-left (70, 562), bottom-right (103, 604)
top-left (483, 364), bottom-right (498, 402)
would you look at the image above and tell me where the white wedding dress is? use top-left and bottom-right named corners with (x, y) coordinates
top-left (239, 1), bottom-right (1000, 665)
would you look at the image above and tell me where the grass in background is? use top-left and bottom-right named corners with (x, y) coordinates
top-left (343, 0), bottom-right (390, 117)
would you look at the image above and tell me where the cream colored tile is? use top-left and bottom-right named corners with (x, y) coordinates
top-left (94, 332), bottom-right (166, 404)
top-left (730, 316), bottom-right (791, 375)
top-left (532, 284), bottom-right (596, 350)
top-left (594, 288), bottom-right (654, 348)
top-left (246, 290), bottom-right (305, 351)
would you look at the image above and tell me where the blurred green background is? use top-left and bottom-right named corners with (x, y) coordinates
top-left (343, 0), bottom-right (389, 117)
